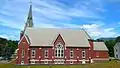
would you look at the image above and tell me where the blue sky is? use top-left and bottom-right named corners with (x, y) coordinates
top-left (0, 0), bottom-right (120, 40)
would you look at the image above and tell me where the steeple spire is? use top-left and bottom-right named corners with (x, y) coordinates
top-left (26, 1), bottom-right (33, 27)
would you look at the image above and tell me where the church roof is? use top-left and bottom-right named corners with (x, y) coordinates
top-left (93, 42), bottom-right (108, 51)
top-left (24, 27), bottom-right (91, 47)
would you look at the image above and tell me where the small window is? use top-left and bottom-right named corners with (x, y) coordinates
top-left (70, 61), bottom-right (73, 64)
top-left (22, 50), bottom-right (24, 58)
top-left (96, 52), bottom-right (99, 57)
top-left (82, 49), bottom-right (85, 58)
top-left (22, 41), bottom-right (26, 43)
top-left (45, 49), bottom-right (48, 58)
top-left (55, 49), bottom-right (57, 57)
top-left (116, 49), bottom-right (117, 52)
top-left (116, 54), bottom-right (118, 58)
top-left (31, 49), bottom-right (35, 58)
top-left (61, 61), bottom-right (64, 64)
top-left (31, 61), bottom-right (35, 64)
top-left (70, 49), bottom-right (74, 58)
top-left (58, 45), bottom-right (60, 47)
top-left (44, 61), bottom-right (48, 64)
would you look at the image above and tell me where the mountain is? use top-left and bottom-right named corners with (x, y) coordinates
top-left (97, 37), bottom-right (116, 41)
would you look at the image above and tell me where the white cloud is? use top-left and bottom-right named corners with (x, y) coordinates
top-left (0, 32), bottom-right (19, 40)
top-left (0, 0), bottom-right (104, 29)
top-left (62, 23), bottom-right (80, 28)
top-left (0, 19), bottom-right (24, 30)
top-left (35, 23), bottom-right (60, 28)
top-left (95, 7), bottom-right (106, 12)
top-left (80, 23), bottom-right (119, 38)
top-left (104, 28), bottom-right (114, 32)
top-left (118, 22), bottom-right (120, 25)
top-left (81, 24), bottom-right (100, 29)
top-left (0, 0), bottom-right (118, 40)
top-left (0, 34), bottom-right (8, 39)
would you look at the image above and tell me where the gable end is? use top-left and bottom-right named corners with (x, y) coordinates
top-left (18, 34), bottom-right (30, 45)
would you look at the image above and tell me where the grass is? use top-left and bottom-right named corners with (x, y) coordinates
top-left (0, 60), bottom-right (119, 68)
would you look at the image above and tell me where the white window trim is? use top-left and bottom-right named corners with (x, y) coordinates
top-left (55, 42), bottom-right (64, 58)
top-left (22, 49), bottom-right (24, 58)
top-left (82, 49), bottom-right (85, 58)
top-left (70, 61), bottom-right (73, 64)
top-left (31, 61), bottom-right (35, 64)
top-left (44, 59), bottom-right (49, 64)
top-left (54, 59), bottom-right (65, 64)
top-left (61, 61), bottom-right (64, 64)
top-left (44, 61), bottom-right (48, 64)
top-left (70, 49), bottom-right (74, 58)
top-left (45, 49), bottom-right (48, 58)
top-left (31, 49), bottom-right (35, 58)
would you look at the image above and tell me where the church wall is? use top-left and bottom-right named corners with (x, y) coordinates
top-left (16, 34), bottom-right (109, 65)
top-left (16, 36), bottom-right (29, 65)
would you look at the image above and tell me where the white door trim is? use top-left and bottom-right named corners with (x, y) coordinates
top-left (82, 59), bottom-right (86, 64)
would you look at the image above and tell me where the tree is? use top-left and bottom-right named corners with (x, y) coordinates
top-left (0, 45), bottom-right (6, 57)
top-left (105, 40), bottom-right (116, 57)
top-left (96, 39), bottom-right (104, 42)
top-left (116, 36), bottom-right (120, 42)
top-left (0, 37), bottom-right (18, 60)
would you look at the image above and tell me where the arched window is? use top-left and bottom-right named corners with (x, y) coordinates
top-left (55, 43), bottom-right (64, 58)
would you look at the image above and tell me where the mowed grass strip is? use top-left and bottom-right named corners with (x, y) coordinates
top-left (0, 61), bottom-right (119, 68)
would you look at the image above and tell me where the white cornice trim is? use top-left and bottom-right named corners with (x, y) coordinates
top-left (66, 60), bottom-right (77, 61)
top-left (41, 59), bottom-right (52, 61)
top-left (18, 34), bottom-right (30, 45)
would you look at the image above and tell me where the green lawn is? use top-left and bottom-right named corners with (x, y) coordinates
top-left (0, 61), bottom-right (119, 68)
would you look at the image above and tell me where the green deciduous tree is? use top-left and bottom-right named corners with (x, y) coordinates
top-left (105, 40), bottom-right (116, 57)
top-left (0, 37), bottom-right (18, 60)
top-left (116, 36), bottom-right (120, 42)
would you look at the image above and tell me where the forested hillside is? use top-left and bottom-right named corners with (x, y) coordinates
top-left (0, 37), bottom-right (18, 60)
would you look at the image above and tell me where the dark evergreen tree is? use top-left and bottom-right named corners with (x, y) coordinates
top-left (105, 40), bottom-right (116, 57)
top-left (116, 36), bottom-right (120, 42)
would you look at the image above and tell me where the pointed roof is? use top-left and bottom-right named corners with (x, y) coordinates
top-left (26, 3), bottom-right (33, 27)
top-left (81, 28), bottom-right (92, 39)
top-left (93, 42), bottom-right (108, 51)
top-left (24, 28), bottom-right (91, 47)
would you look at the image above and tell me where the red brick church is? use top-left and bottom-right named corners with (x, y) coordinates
top-left (16, 4), bottom-right (109, 65)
